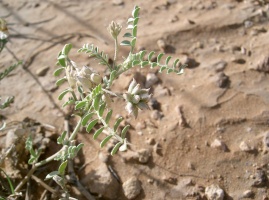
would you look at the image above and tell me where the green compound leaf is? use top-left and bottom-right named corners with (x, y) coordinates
top-left (58, 55), bottom-right (66, 67)
top-left (86, 119), bottom-right (99, 132)
top-left (62, 43), bottom-right (72, 55)
top-left (111, 142), bottom-right (123, 156)
top-left (58, 89), bottom-right (70, 100)
top-left (45, 171), bottom-right (59, 180)
top-left (121, 125), bottom-right (130, 139)
top-left (165, 56), bottom-right (172, 65)
top-left (105, 110), bottom-right (113, 124)
top-left (100, 135), bottom-right (113, 148)
top-left (132, 25), bottom-right (137, 37)
top-left (131, 38), bottom-right (136, 47)
top-left (56, 77), bottom-right (67, 86)
top-left (120, 40), bottom-right (131, 46)
top-left (132, 60), bottom-right (140, 67)
top-left (53, 67), bottom-right (65, 76)
top-left (141, 61), bottom-right (149, 67)
top-left (75, 101), bottom-right (86, 110)
top-left (82, 112), bottom-right (95, 126)
top-left (93, 126), bottom-right (105, 140)
top-left (157, 53), bottom-right (164, 64)
top-left (98, 103), bottom-right (106, 117)
top-left (148, 51), bottom-right (155, 61)
top-left (93, 94), bottom-right (102, 111)
top-left (139, 50), bottom-right (146, 61)
top-left (57, 131), bottom-right (67, 144)
top-left (113, 117), bottom-right (123, 132)
top-left (58, 160), bottom-right (68, 176)
top-left (123, 32), bottom-right (133, 38)
top-left (132, 6), bottom-right (140, 18)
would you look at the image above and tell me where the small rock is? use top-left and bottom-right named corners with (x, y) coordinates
top-left (157, 39), bottom-right (167, 52)
top-left (145, 73), bottom-right (159, 88)
top-left (148, 98), bottom-right (161, 110)
top-left (151, 110), bottom-right (163, 120)
top-left (216, 72), bottom-right (230, 88)
top-left (135, 121), bottom-right (146, 130)
top-left (98, 152), bottom-right (109, 163)
top-left (122, 177), bottom-right (142, 199)
top-left (242, 190), bottom-right (254, 198)
top-left (213, 61), bottom-right (228, 72)
top-left (188, 19), bottom-right (195, 24)
top-left (137, 149), bottom-right (151, 164)
top-left (112, 0), bottom-right (124, 5)
top-left (210, 139), bottom-right (228, 152)
top-left (180, 55), bottom-right (200, 68)
top-left (170, 15), bottom-right (179, 23)
top-left (187, 162), bottom-right (195, 170)
top-left (244, 20), bottom-right (253, 28)
top-left (251, 169), bottom-right (267, 187)
top-left (205, 184), bottom-right (224, 200)
top-left (232, 58), bottom-right (246, 64)
top-left (82, 163), bottom-right (119, 199)
top-left (36, 66), bottom-right (49, 76)
top-left (175, 106), bottom-right (188, 127)
top-left (146, 137), bottom-right (155, 145)
top-left (263, 131), bottom-right (269, 150)
top-left (163, 176), bottom-right (177, 185)
top-left (154, 84), bottom-right (170, 97)
top-left (239, 141), bottom-right (252, 152)
top-left (256, 56), bottom-right (269, 73)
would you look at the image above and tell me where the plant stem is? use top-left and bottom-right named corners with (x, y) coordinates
top-left (68, 118), bottom-right (82, 141)
top-left (113, 37), bottom-right (118, 70)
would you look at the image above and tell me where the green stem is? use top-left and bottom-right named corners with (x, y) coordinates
top-left (113, 37), bottom-right (118, 70)
top-left (68, 118), bottom-right (82, 141)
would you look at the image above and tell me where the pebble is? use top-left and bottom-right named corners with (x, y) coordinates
top-left (180, 55), bottom-right (200, 68)
top-left (36, 66), bottom-right (49, 76)
top-left (187, 162), bottom-right (195, 170)
top-left (251, 169), bottom-right (267, 187)
top-left (205, 184), bottom-right (224, 200)
top-left (145, 73), bottom-right (159, 88)
top-left (163, 176), bottom-right (177, 185)
top-left (112, 0), bottom-right (124, 5)
top-left (137, 149), bottom-right (151, 164)
top-left (213, 61), bottom-right (228, 72)
top-left (148, 98), bottom-right (161, 110)
top-left (98, 152), bottom-right (109, 163)
top-left (175, 106), bottom-right (188, 127)
top-left (242, 190), bottom-right (254, 198)
top-left (216, 72), bottom-right (230, 88)
top-left (146, 137), bottom-right (155, 145)
top-left (210, 139), bottom-right (228, 152)
top-left (239, 141), bottom-right (252, 152)
top-left (263, 131), bottom-right (269, 150)
top-left (151, 110), bottom-right (163, 120)
top-left (154, 84), bottom-right (170, 97)
top-left (232, 58), bottom-right (246, 64)
top-left (135, 121), bottom-right (146, 131)
top-left (244, 20), bottom-right (253, 28)
top-left (256, 57), bottom-right (269, 73)
top-left (157, 39), bottom-right (167, 52)
top-left (122, 177), bottom-right (142, 199)
top-left (81, 163), bottom-right (119, 199)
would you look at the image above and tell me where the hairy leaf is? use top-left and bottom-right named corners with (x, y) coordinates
top-left (113, 117), bottom-right (123, 132)
top-left (100, 135), bottom-right (113, 148)
top-left (58, 160), bottom-right (68, 176)
top-left (121, 125), bottom-right (130, 139)
top-left (86, 119), bottom-right (99, 132)
top-left (111, 142), bottom-right (122, 156)
top-left (56, 77), bottom-right (67, 86)
top-left (53, 67), bottom-right (65, 77)
top-left (58, 89), bottom-right (70, 100)
top-left (82, 112), bottom-right (95, 126)
top-left (105, 110), bottom-right (113, 124)
top-left (93, 126), bottom-right (105, 140)
top-left (120, 40), bottom-right (131, 46)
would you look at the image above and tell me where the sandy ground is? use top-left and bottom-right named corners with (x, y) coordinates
top-left (2, 0), bottom-right (269, 199)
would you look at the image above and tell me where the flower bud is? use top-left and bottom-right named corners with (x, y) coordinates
top-left (0, 18), bottom-right (8, 40)
top-left (108, 21), bottom-right (122, 39)
top-left (128, 78), bottom-right (137, 93)
top-left (66, 65), bottom-right (77, 89)
top-left (131, 84), bottom-right (141, 95)
top-left (77, 76), bottom-right (93, 91)
top-left (90, 73), bottom-right (102, 85)
top-left (131, 95), bottom-right (140, 104)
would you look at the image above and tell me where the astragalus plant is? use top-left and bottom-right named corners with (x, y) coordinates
top-left (23, 5), bottom-right (186, 200)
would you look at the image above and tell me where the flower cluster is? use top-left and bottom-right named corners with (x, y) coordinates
top-left (66, 64), bottom-right (102, 92)
top-left (107, 21), bottom-right (122, 39)
top-left (0, 18), bottom-right (8, 40)
top-left (123, 79), bottom-right (152, 118)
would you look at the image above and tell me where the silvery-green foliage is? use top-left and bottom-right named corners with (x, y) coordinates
top-left (54, 5), bottom-right (185, 157)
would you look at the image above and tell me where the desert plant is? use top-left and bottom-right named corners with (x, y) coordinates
top-left (19, 5), bottom-right (186, 200)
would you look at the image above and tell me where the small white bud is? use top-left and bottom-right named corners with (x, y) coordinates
top-left (131, 84), bottom-right (141, 95)
top-left (128, 78), bottom-right (137, 93)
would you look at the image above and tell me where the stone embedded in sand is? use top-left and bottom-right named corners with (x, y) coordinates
top-left (251, 169), bottom-right (267, 187)
top-left (212, 61), bottom-right (227, 72)
top-left (122, 177), bottom-right (142, 199)
top-left (112, 0), bottom-right (124, 6)
top-left (137, 148), bottom-right (151, 163)
top-left (180, 55), bottom-right (200, 68)
top-left (145, 73), bottom-right (159, 88)
top-left (242, 190), bottom-right (254, 198)
top-left (81, 163), bottom-right (120, 199)
top-left (239, 141), bottom-right (252, 152)
top-left (205, 184), bottom-right (224, 200)
top-left (157, 39), bottom-right (167, 52)
top-left (210, 139), bottom-right (228, 152)
top-left (151, 110), bottom-right (163, 120)
top-left (256, 56), bottom-right (269, 73)
top-left (263, 131), bottom-right (269, 150)
top-left (36, 66), bottom-right (49, 76)
top-left (216, 72), bottom-right (230, 88)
